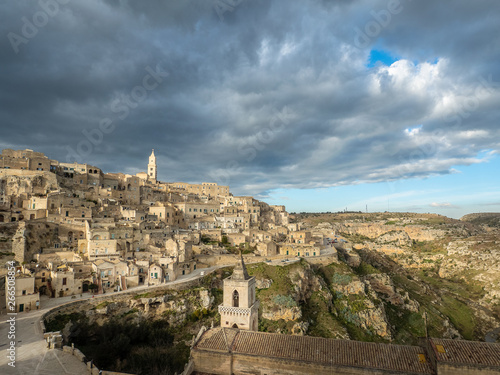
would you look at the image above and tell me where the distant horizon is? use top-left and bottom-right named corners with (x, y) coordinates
top-left (286, 210), bottom-right (500, 220)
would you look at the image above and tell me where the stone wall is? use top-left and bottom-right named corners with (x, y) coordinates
top-left (191, 350), bottom-right (409, 375)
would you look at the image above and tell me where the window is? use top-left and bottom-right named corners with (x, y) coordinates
top-left (232, 290), bottom-right (239, 307)
top-left (62, 278), bottom-right (67, 286)
top-left (22, 290), bottom-right (26, 295)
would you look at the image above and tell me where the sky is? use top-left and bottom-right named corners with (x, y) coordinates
top-left (1, 0), bottom-right (500, 219)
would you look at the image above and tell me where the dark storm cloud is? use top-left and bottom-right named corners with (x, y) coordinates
top-left (1, 0), bottom-right (499, 196)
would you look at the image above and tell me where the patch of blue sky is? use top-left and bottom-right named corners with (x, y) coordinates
top-left (367, 49), bottom-right (400, 68)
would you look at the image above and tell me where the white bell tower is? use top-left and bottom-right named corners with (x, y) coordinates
top-left (148, 149), bottom-right (157, 182)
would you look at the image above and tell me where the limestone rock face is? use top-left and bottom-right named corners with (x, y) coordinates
top-left (334, 222), bottom-right (445, 242)
top-left (199, 289), bottom-right (213, 309)
top-left (336, 280), bottom-right (365, 295)
top-left (262, 305), bottom-right (302, 321)
top-left (365, 274), bottom-right (419, 313)
top-left (375, 231), bottom-right (411, 247)
top-left (291, 321), bottom-right (309, 336)
top-left (356, 304), bottom-right (391, 339)
top-left (291, 264), bottom-right (325, 302)
top-left (256, 278), bottom-right (273, 289)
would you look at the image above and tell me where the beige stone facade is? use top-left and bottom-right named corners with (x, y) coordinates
top-left (218, 255), bottom-right (259, 331)
top-left (5, 274), bottom-right (40, 313)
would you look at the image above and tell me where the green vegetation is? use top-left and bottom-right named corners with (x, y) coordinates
top-left (133, 292), bottom-right (154, 300)
top-left (247, 263), bottom-right (296, 299)
top-left (339, 232), bottom-right (371, 243)
top-left (272, 294), bottom-right (297, 308)
top-left (384, 304), bottom-right (426, 345)
top-left (70, 318), bottom-right (189, 375)
top-left (45, 312), bottom-right (85, 332)
top-left (94, 301), bottom-right (111, 309)
top-left (302, 291), bottom-right (345, 338)
top-left (437, 295), bottom-right (475, 340)
top-left (418, 270), bottom-right (485, 300)
top-left (411, 240), bottom-right (446, 254)
top-left (354, 262), bottom-right (382, 276)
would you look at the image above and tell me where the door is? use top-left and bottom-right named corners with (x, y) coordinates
top-left (19, 304), bottom-right (24, 312)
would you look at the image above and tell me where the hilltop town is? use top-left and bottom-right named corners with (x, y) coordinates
top-left (0, 148), bottom-right (331, 312)
top-left (2, 148), bottom-right (500, 375)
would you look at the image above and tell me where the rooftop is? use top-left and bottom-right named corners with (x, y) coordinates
top-left (429, 338), bottom-right (500, 368)
top-left (195, 328), bottom-right (434, 374)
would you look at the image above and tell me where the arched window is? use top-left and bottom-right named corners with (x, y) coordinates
top-left (232, 290), bottom-right (239, 308)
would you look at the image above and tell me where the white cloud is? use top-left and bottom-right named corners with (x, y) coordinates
top-left (430, 202), bottom-right (458, 208)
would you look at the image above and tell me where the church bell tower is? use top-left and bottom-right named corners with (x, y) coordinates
top-left (218, 252), bottom-right (259, 331)
top-left (148, 149), bottom-right (157, 182)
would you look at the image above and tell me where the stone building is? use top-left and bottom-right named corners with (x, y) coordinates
top-left (0, 149), bottom-right (51, 171)
top-left (188, 329), bottom-right (500, 375)
top-left (5, 274), bottom-right (40, 313)
top-left (218, 254), bottom-right (259, 331)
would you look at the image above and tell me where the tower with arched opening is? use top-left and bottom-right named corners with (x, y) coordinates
top-left (218, 252), bottom-right (259, 331)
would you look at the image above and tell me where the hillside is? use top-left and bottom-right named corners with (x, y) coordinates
top-left (291, 212), bottom-right (500, 341)
top-left (461, 212), bottom-right (500, 228)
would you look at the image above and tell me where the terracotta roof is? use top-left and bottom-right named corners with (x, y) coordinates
top-left (195, 328), bottom-right (239, 352)
top-left (429, 338), bottom-right (500, 368)
top-left (196, 328), bottom-right (433, 374)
